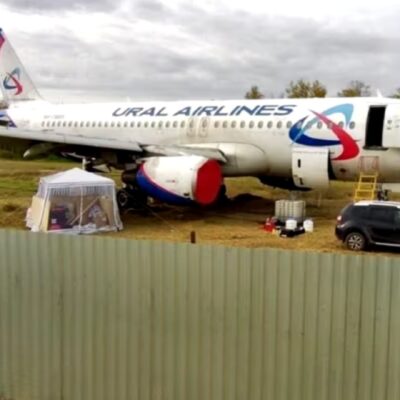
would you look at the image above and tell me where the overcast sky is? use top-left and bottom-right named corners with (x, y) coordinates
top-left (1, 0), bottom-right (400, 102)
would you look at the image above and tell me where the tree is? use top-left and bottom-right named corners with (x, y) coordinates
top-left (285, 79), bottom-right (327, 98)
top-left (245, 85), bottom-right (265, 99)
top-left (337, 80), bottom-right (371, 97)
top-left (390, 88), bottom-right (400, 99)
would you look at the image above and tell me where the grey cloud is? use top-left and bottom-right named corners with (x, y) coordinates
top-left (130, 0), bottom-right (170, 21)
top-left (2, 0), bottom-right (118, 11)
top-left (7, 3), bottom-right (400, 101)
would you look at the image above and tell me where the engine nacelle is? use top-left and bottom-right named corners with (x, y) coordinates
top-left (137, 156), bottom-right (222, 205)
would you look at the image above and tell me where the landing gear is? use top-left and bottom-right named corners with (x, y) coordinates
top-left (117, 185), bottom-right (148, 211)
top-left (117, 169), bottom-right (148, 211)
top-left (216, 183), bottom-right (229, 204)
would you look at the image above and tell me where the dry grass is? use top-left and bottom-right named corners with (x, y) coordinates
top-left (1, 158), bottom-right (400, 255)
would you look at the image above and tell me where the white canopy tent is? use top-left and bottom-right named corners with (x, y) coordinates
top-left (27, 168), bottom-right (123, 233)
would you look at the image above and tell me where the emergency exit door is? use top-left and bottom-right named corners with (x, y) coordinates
top-left (382, 104), bottom-right (400, 148)
top-left (292, 147), bottom-right (330, 189)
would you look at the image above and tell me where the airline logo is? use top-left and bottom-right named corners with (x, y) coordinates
top-left (289, 104), bottom-right (359, 161)
top-left (0, 111), bottom-right (16, 127)
top-left (0, 31), bottom-right (5, 49)
top-left (3, 67), bottom-right (23, 95)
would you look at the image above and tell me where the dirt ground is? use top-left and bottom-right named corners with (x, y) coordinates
top-left (1, 159), bottom-right (399, 255)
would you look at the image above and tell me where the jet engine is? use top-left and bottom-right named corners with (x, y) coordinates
top-left (136, 155), bottom-right (222, 205)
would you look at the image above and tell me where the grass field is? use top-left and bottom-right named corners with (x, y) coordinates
top-left (0, 159), bottom-right (397, 254)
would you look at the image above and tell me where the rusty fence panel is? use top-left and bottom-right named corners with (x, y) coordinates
top-left (0, 229), bottom-right (399, 400)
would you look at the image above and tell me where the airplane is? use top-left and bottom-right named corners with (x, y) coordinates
top-left (1, 27), bottom-right (400, 209)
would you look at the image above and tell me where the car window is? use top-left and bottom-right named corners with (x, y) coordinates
top-left (348, 206), bottom-right (368, 219)
top-left (395, 210), bottom-right (400, 225)
top-left (369, 206), bottom-right (396, 222)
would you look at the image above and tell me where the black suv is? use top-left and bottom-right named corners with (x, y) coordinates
top-left (335, 201), bottom-right (400, 251)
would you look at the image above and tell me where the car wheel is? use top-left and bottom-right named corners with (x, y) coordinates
top-left (345, 231), bottom-right (367, 251)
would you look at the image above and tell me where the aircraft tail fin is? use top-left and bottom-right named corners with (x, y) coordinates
top-left (0, 28), bottom-right (42, 102)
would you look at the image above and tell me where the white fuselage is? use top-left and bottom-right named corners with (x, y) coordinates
top-left (7, 96), bottom-right (400, 188)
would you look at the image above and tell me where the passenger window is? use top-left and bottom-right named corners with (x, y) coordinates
top-left (98, 122), bottom-right (102, 128)
top-left (277, 121), bottom-right (282, 129)
top-left (240, 121), bottom-right (245, 128)
top-left (286, 121), bottom-right (292, 128)
top-left (166, 121), bottom-right (170, 128)
top-left (80, 121), bottom-right (84, 127)
top-left (338, 121), bottom-right (344, 128)
top-left (151, 121), bottom-right (156, 128)
top-left (130, 121), bottom-right (135, 128)
top-left (144, 121), bottom-right (148, 128)
top-left (173, 121), bottom-right (178, 128)
top-left (349, 121), bottom-right (356, 129)
top-left (214, 121), bottom-right (220, 128)
top-left (267, 121), bottom-right (273, 129)
top-left (158, 121), bottom-right (163, 128)
top-left (189, 120), bottom-right (195, 129)
top-left (305, 121), bottom-right (312, 130)
top-left (137, 122), bottom-right (141, 128)
top-left (68, 121), bottom-right (73, 127)
top-left (62, 121), bottom-right (67, 127)
top-left (104, 122), bottom-right (108, 128)
top-left (74, 122), bottom-right (78, 128)
top-left (117, 122), bottom-right (121, 128)
top-left (124, 121), bottom-right (128, 128)
top-left (317, 121), bottom-right (322, 129)
top-left (231, 121), bottom-right (237, 128)
top-left (180, 121), bottom-right (185, 128)
top-left (92, 121), bottom-right (96, 128)
top-left (257, 121), bottom-right (263, 129)
top-left (249, 121), bottom-right (254, 129)
top-left (202, 119), bottom-right (208, 128)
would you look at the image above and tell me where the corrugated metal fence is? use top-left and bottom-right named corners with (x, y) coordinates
top-left (0, 229), bottom-right (399, 400)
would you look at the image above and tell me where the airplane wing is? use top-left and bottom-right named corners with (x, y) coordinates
top-left (0, 127), bottom-right (228, 163)
top-left (142, 144), bottom-right (228, 163)
top-left (0, 126), bottom-right (143, 152)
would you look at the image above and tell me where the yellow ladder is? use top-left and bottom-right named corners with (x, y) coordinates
top-left (353, 172), bottom-right (379, 202)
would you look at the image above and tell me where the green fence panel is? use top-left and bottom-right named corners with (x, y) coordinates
top-left (0, 229), bottom-right (400, 400)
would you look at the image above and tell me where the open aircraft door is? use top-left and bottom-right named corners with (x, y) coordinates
top-left (292, 147), bottom-right (330, 189)
top-left (382, 104), bottom-right (400, 148)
